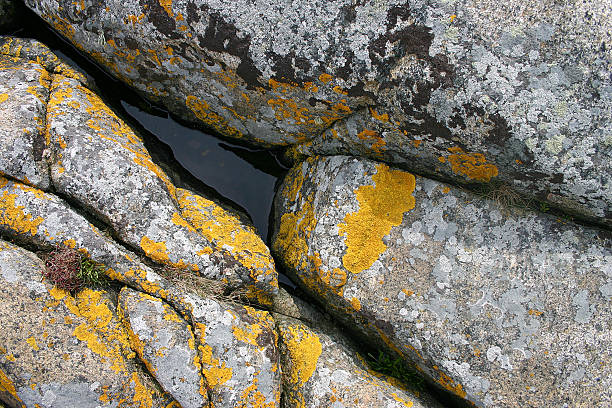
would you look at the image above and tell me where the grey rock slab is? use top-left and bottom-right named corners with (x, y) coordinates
top-left (0, 51), bottom-right (51, 190)
top-left (45, 71), bottom-right (277, 295)
top-left (0, 36), bottom-right (278, 299)
top-left (23, 0), bottom-right (612, 225)
top-left (0, 239), bottom-right (175, 408)
top-left (184, 293), bottom-right (281, 408)
top-left (118, 287), bottom-right (209, 408)
top-left (272, 289), bottom-right (442, 408)
top-left (271, 155), bottom-right (612, 407)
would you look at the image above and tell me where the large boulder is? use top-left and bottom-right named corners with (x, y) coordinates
top-left (272, 288), bottom-right (442, 408)
top-left (118, 287), bottom-right (209, 408)
top-left (271, 155), bottom-right (612, 407)
top-left (0, 36), bottom-right (277, 299)
top-left (0, 240), bottom-right (175, 408)
top-left (23, 0), bottom-right (612, 225)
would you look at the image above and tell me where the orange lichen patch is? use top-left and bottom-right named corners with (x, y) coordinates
top-left (332, 85), bottom-right (348, 95)
top-left (233, 306), bottom-right (276, 348)
top-left (439, 147), bottom-right (498, 182)
top-left (26, 336), bottom-right (40, 351)
top-left (49, 287), bottom-right (134, 375)
top-left (0, 93), bottom-right (8, 103)
top-left (357, 129), bottom-right (386, 153)
top-left (0, 188), bottom-right (45, 236)
top-left (279, 324), bottom-right (322, 387)
top-left (197, 328), bottom-right (233, 390)
top-left (391, 393), bottom-right (414, 407)
top-left (303, 82), bottom-right (318, 93)
top-left (434, 368), bottom-right (467, 398)
top-left (410, 139), bottom-right (422, 148)
top-left (338, 164), bottom-right (416, 274)
top-left (319, 73), bottom-right (333, 84)
top-left (350, 297), bottom-right (362, 311)
top-left (176, 188), bottom-right (276, 286)
top-left (267, 97), bottom-right (311, 124)
top-left (528, 309), bottom-right (543, 316)
top-left (369, 108), bottom-right (389, 123)
top-left (0, 368), bottom-right (24, 405)
top-left (236, 379), bottom-right (278, 408)
top-left (185, 95), bottom-right (244, 139)
top-left (275, 200), bottom-right (316, 272)
top-left (319, 267), bottom-right (348, 296)
top-left (402, 289), bottom-right (414, 297)
top-left (140, 236), bottom-right (171, 264)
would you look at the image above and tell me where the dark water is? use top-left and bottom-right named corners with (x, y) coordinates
top-left (13, 6), bottom-right (287, 242)
top-left (120, 101), bottom-right (284, 237)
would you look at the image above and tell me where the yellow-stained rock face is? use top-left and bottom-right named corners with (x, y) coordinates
top-left (272, 155), bottom-right (612, 408)
top-left (0, 240), bottom-right (174, 407)
top-left (275, 313), bottom-right (439, 408)
top-left (338, 164), bottom-right (416, 274)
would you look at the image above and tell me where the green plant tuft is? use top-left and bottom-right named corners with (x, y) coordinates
top-left (367, 351), bottom-right (425, 391)
top-left (43, 246), bottom-right (107, 293)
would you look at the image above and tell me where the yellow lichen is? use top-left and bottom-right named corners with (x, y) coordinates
top-left (176, 189), bottom-right (276, 286)
top-left (0, 93), bottom-right (8, 103)
top-left (0, 187), bottom-right (45, 236)
top-left (280, 324), bottom-right (322, 387)
top-left (440, 147), bottom-right (498, 182)
top-left (0, 368), bottom-right (23, 405)
top-left (26, 336), bottom-right (40, 351)
top-left (338, 164), bottom-right (416, 274)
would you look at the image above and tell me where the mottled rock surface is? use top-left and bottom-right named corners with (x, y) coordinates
top-left (23, 0), bottom-right (612, 224)
top-left (272, 289), bottom-right (442, 408)
top-left (185, 295), bottom-right (281, 408)
top-left (272, 155), bottom-right (612, 407)
top-left (0, 240), bottom-right (175, 408)
top-left (0, 36), bottom-right (277, 298)
top-left (118, 287), bottom-right (208, 408)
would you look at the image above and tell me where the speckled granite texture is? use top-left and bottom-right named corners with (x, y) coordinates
top-left (272, 155), bottom-right (612, 407)
top-left (22, 0), bottom-right (612, 225)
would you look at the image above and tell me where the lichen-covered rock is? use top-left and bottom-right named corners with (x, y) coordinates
top-left (272, 290), bottom-right (442, 408)
top-left (0, 239), bottom-right (175, 408)
top-left (272, 155), bottom-right (612, 407)
top-left (184, 294), bottom-right (281, 408)
top-left (23, 0), bottom-right (612, 225)
top-left (118, 288), bottom-right (208, 408)
top-left (0, 36), bottom-right (277, 297)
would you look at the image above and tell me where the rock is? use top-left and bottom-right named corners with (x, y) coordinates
top-left (0, 239), bottom-right (175, 407)
top-left (272, 288), bottom-right (442, 408)
top-left (0, 36), bottom-right (277, 298)
top-left (0, 175), bottom-right (282, 407)
top-left (271, 155), bottom-right (612, 407)
top-left (184, 294), bottom-right (281, 408)
top-left (118, 287), bottom-right (208, 408)
top-left (23, 0), bottom-right (612, 225)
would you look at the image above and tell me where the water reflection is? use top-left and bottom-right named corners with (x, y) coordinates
top-left (121, 102), bottom-right (284, 238)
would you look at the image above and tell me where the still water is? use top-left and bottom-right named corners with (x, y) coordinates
top-left (120, 101), bottom-right (284, 238)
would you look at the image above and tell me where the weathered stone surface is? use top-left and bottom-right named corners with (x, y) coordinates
top-left (184, 294), bottom-right (281, 408)
top-left (0, 239), bottom-right (175, 408)
top-left (118, 287), bottom-right (208, 408)
top-left (272, 155), bottom-right (612, 407)
top-left (24, 0), bottom-right (612, 224)
top-left (0, 175), bottom-right (281, 407)
top-left (0, 36), bottom-right (277, 297)
top-left (272, 289), bottom-right (442, 408)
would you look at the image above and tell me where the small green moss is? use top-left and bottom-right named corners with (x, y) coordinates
top-left (367, 351), bottom-right (424, 391)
